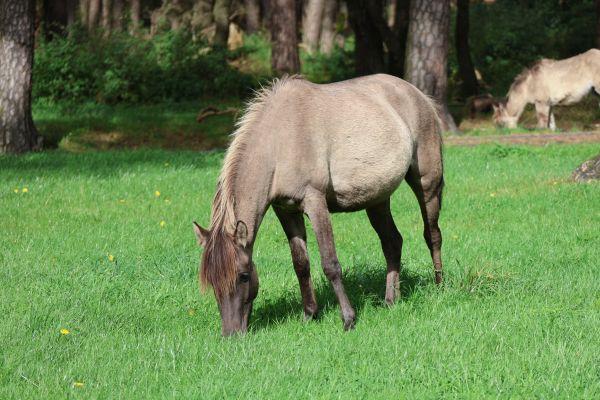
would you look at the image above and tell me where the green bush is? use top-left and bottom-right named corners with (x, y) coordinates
top-left (34, 28), bottom-right (254, 103)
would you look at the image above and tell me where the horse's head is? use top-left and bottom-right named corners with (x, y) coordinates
top-left (492, 100), bottom-right (518, 128)
top-left (193, 221), bottom-right (258, 336)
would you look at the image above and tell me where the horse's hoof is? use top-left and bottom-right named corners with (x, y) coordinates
top-left (303, 310), bottom-right (318, 322)
top-left (343, 315), bottom-right (356, 331)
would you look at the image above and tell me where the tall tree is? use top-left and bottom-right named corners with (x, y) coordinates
top-left (302, 0), bottom-right (325, 54)
top-left (405, 0), bottom-right (457, 132)
top-left (244, 0), bottom-right (261, 33)
top-left (130, 0), bottom-right (141, 31)
top-left (346, 0), bottom-right (384, 75)
top-left (319, 0), bottom-right (337, 55)
top-left (271, 0), bottom-right (300, 75)
top-left (0, 0), bottom-right (40, 154)
top-left (387, 0), bottom-right (409, 77)
top-left (597, 0), bottom-right (600, 49)
top-left (101, 0), bottom-right (112, 33)
top-left (455, 0), bottom-right (479, 98)
top-left (88, 0), bottom-right (101, 30)
top-left (213, 0), bottom-right (232, 47)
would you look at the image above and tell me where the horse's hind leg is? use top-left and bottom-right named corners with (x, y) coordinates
top-left (274, 207), bottom-right (318, 320)
top-left (366, 199), bottom-right (403, 305)
top-left (303, 188), bottom-right (356, 330)
top-left (535, 102), bottom-right (551, 129)
top-left (406, 151), bottom-right (444, 284)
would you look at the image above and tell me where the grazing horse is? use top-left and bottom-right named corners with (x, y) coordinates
top-left (493, 49), bottom-right (600, 130)
top-left (193, 74), bottom-right (445, 336)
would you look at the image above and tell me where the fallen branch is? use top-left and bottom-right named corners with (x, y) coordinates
top-left (196, 106), bottom-right (239, 123)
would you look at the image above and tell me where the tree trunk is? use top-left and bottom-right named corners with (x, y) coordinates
top-left (455, 0), bottom-right (479, 98)
top-left (102, 0), bottom-right (112, 33)
top-left (347, 0), bottom-right (384, 75)
top-left (388, 0), bottom-right (409, 77)
top-left (319, 0), bottom-right (337, 54)
top-left (112, 0), bottom-right (124, 32)
top-left (271, 0), bottom-right (300, 75)
top-left (405, 0), bottom-right (457, 132)
top-left (597, 0), bottom-right (600, 49)
top-left (302, 0), bottom-right (325, 54)
top-left (213, 0), bottom-right (232, 47)
top-left (80, 0), bottom-right (89, 27)
top-left (130, 0), bottom-right (141, 31)
top-left (88, 0), bottom-right (101, 29)
top-left (245, 0), bottom-right (261, 33)
top-left (0, 0), bottom-right (40, 154)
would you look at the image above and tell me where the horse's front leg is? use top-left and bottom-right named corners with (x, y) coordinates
top-left (535, 102), bottom-right (550, 129)
top-left (273, 207), bottom-right (318, 321)
top-left (303, 189), bottom-right (356, 331)
top-left (548, 107), bottom-right (556, 131)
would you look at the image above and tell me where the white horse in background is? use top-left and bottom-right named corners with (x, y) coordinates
top-left (493, 49), bottom-right (600, 130)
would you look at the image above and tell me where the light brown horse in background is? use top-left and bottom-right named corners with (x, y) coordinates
top-left (193, 74), bottom-right (445, 336)
top-left (493, 49), bottom-right (600, 130)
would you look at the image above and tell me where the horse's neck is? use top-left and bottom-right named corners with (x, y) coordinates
top-left (228, 144), bottom-right (273, 247)
top-left (506, 90), bottom-right (528, 118)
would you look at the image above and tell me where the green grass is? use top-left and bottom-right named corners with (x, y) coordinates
top-left (1, 144), bottom-right (599, 398)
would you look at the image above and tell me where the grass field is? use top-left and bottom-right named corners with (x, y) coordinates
top-left (1, 144), bottom-right (599, 398)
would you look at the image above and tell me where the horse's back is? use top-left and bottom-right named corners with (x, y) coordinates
top-left (267, 75), bottom-right (441, 211)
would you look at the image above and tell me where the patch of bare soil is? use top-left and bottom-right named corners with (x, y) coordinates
top-left (445, 131), bottom-right (600, 146)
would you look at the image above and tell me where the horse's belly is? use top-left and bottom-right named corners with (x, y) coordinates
top-left (327, 148), bottom-right (412, 211)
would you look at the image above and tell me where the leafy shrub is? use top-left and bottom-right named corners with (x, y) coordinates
top-left (34, 28), bottom-right (254, 103)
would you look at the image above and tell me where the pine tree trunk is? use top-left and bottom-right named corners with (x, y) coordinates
top-left (130, 0), bottom-right (141, 31)
top-left (80, 0), bottom-right (89, 27)
top-left (596, 0), bottom-right (600, 49)
top-left (319, 0), bottom-right (337, 54)
top-left (302, 0), bottom-right (325, 54)
top-left (455, 0), bottom-right (479, 98)
top-left (102, 0), bottom-right (112, 33)
top-left (347, 0), bottom-right (384, 75)
top-left (388, 0), bottom-right (409, 77)
top-left (245, 0), bottom-right (261, 33)
top-left (0, 0), bottom-right (40, 154)
top-left (88, 0), bottom-right (101, 29)
top-left (405, 0), bottom-right (457, 132)
top-left (112, 0), bottom-right (124, 32)
top-left (271, 0), bottom-right (300, 75)
top-left (213, 0), bottom-right (232, 47)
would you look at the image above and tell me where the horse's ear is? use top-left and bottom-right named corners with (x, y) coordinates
top-left (235, 221), bottom-right (248, 248)
top-left (193, 221), bottom-right (209, 247)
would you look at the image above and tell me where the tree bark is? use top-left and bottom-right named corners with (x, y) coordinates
top-left (456, 0), bottom-right (479, 98)
top-left (102, 0), bottom-right (112, 33)
top-left (319, 0), bottom-right (337, 54)
top-left (245, 0), bottom-right (261, 33)
top-left (405, 0), bottom-right (457, 132)
top-left (88, 0), bottom-right (101, 30)
top-left (0, 0), bottom-right (40, 154)
top-left (130, 0), bottom-right (141, 31)
top-left (112, 0), bottom-right (124, 32)
top-left (213, 0), bottom-right (232, 47)
top-left (80, 0), bottom-right (89, 27)
top-left (388, 0), bottom-right (409, 77)
top-left (271, 0), bottom-right (300, 75)
top-left (596, 0), bottom-right (600, 49)
top-left (302, 0), bottom-right (325, 54)
top-left (346, 0), bottom-right (384, 75)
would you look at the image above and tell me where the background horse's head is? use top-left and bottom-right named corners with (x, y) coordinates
top-left (193, 221), bottom-right (259, 336)
top-left (492, 99), bottom-right (518, 128)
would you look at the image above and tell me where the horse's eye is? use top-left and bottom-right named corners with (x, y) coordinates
top-left (239, 272), bottom-right (250, 283)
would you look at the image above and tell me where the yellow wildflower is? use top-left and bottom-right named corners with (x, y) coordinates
top-left (22, 187), bottom-right (28, 193)
top-left (160, 220), bottom-right (166, 228)
top-left (154, 190), bottom-right (161, 197)
top-left (490, 192), bottom-right (496, 197)
top-left (60, 328), bottom-right (70, 335)
top-left (13, 188), bottom-right (19, 193)
top-left (73, 382), bottom-right (84, 388)
top-left (164, 162), bottom-right (170, 167)
top-left (164, 199), bottom-right (171, 204)
top-left (108, 254), bottom-right (115, 262)
top-left (118, 199), bottom-right (126, 203)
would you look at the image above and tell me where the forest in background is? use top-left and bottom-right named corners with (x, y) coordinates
top-left (34, 0), bottom-right (599, 103)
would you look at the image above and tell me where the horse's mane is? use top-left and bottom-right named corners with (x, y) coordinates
top-left (508, 60), bottom-right (546, 95)
top-left (200, 75), bottom-right (303, 297)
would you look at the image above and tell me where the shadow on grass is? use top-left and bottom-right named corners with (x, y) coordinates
top-left (250, 264), bottom-right (431, 331)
